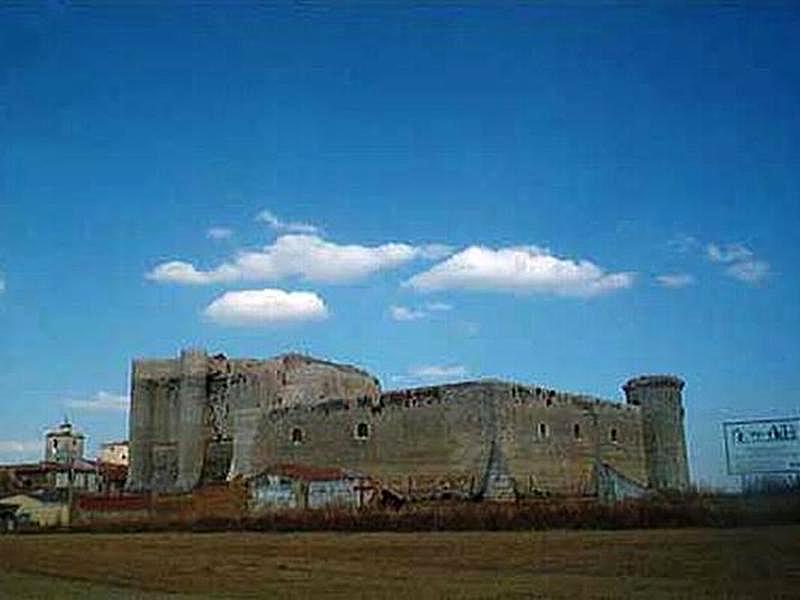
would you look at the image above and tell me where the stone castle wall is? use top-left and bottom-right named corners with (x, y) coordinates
top-left (126, 350), bottom-right (380, 492)
top-left (254, 382), bottom-right (648, 497)
top-left (250, 385), bottom-right (493, 498)
top-left (127, 350), bottom-right (689, 497)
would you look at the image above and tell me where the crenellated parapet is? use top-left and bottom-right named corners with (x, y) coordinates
top-left (623, 375), bottom-right (685, 395)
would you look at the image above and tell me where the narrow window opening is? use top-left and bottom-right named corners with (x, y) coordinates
top-left (291, 427), bottom-right (303, 445)
top-left (573, 424), bottom-right (581, 439)
top-left (538, 423), bottom-right (548, 439)
top-left (610, 428), bottom-right (619, 443)
top-left (355, 422), bottom-right (370, 440)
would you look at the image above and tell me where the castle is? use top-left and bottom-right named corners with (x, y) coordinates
top-left (126, 349), bottom-right (690, 499)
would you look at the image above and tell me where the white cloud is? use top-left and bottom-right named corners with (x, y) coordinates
top-left (390, 305), bottom-right (426, 321)
top-left (655, 273), bottom-right (695, 288)
top-left (725, 259), bottom-right (770, 284)
top-left (406, 245), bottom-right (633, 297)
top-left (147, 234), bottom-right (450, 285)
top-left (0, 439), bottom-right (40, 463)
top-left (665, 238), bottom-right (771, 286)
top-left (391, 364), bottom-right (469, 386)
top-left (146, 261), bottom-right (239, 285)
top-left (409, 365), bottom-right (468, 379)
top-left (67, 391), bottom-right (129, 412)
top-left (706, 243), bottom-right (770, 285)
top-left (207, 227), bottom-right (233, 241)
top-left (389, 301), bottom-right (453, 322)
top-left (706, 243), bottom-right (754, 264)
top-left (204, 288), bottom-right (328, 326)
top-left (0, 440), bottom-right (40, 454)
top-left (257, 210), bottom-right (320, 234)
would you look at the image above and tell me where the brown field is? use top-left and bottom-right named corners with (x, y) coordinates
top-left (0, 526), bottom-right (798, 599)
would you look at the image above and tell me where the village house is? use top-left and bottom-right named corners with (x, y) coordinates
top-left (248, 464), bottom-right (376, 512)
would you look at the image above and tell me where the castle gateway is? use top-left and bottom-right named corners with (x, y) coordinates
top-left (126, 349), bottom-right (689, 498)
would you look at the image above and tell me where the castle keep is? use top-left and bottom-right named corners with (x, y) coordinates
top-left (126, 349), bottom-right (690, 498)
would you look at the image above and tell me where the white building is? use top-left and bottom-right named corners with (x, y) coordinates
top-left (44, 419), bottom-right (85, 464)
top-left (98, 441), bottom-right (129, 466)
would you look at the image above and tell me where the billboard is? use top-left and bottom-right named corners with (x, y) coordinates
top-left (723, 417), bottom-right (800, 476)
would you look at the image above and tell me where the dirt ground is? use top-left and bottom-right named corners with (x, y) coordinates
top-left (0, 526), bottom-right (798, 599)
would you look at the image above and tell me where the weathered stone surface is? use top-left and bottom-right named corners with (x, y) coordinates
top-left (126, 349), bottom-right (380, 492)
top-left (127, 349), bottom-right (690, 498)
top-left (623, 375), bottom-right (690, 490)
top-left (255, 380), bottom-right (656, 498)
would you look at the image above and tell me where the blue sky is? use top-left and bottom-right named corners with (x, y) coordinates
top-left (1, 4), bottom-right (798, 488)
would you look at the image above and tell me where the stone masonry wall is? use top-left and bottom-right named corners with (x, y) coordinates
top-left (127, 360), bottom-right (181, 491)
top-left (127, 350), bottom-right (684, 497)
top-left (127, 350), bottom-right (380, 492)
top-left (253, 381), bottom-right (649, 498)
top-left (501, 387), bottom-right (646, 496)
top-left (251, 384), bottom-right (495, 498)
top-left (623, 376), bottom-right (689, 490)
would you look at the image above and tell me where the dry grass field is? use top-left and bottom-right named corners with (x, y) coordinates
top-left (0, 526), bottom-right (798, 599)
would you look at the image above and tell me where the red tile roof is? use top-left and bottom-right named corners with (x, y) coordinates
top-left (11, 460), bottom-right (97, 475)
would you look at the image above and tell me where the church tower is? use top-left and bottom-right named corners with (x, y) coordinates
top-left (44, 418), bottom-right (85, 464)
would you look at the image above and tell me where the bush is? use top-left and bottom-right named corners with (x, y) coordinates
top-left (25, 489), bottom-right (800, 535)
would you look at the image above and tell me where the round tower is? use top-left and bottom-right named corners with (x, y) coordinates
top-left (623, 375), bottom-right (689, 491)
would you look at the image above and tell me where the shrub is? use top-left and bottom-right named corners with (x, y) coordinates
top-left (26, 489), bottom-right (800, 535)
